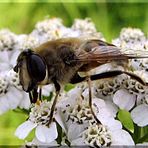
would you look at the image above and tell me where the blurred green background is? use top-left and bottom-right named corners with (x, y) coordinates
top-left (0, 1), bottom-right (148, 146)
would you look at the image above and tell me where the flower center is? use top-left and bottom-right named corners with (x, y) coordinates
top-left (29, 100), bottom-right (51, 125)
top-left (65, 101), bottom-right (94, 124)
top-left (83, 123), bottom-right (112, 147)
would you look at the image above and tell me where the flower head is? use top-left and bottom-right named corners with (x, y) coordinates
top-left (15, 100), bottom-right (58, 143)
top-left (0, 29), bottom-right (17, 51)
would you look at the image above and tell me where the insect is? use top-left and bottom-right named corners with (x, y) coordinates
top-left (14, 38), bottom-right (148, 124)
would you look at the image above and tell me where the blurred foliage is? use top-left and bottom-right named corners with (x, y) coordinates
top-left (0, 111), bottom-right (27, 145)
top-left (0, 2), bottom-right (147, 41)
top-left (0, 1), bottom-right (148, 145)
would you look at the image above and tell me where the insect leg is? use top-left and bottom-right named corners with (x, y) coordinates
top-left (28, 87), bottom-right (39, 104)
top-left (90, 70), bottom-right (146, 85)
top-left (87, 76), bottom-right (101, 124)
top-left (70, 73), bottom-right (85, 84)
top-left (48, 79), bottom-right (61, 125)
top-left (39, 87), bottom-right (42, 100)
top-left (71, 70), bottom-right (146, 86)
top-left (32, 87), bottom-right (38, 103)
top-left (29, 92), bottom-right (33, 103)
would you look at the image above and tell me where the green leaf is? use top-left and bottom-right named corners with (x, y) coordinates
top-left (64, 83), bottom-right (75, 92)
top-left (138, 133), bottom-right (148, 143)
top-left (117, 109), bottom-right (134, 133)
top-left (42, 92), bottom-right (53, 101)
top-left (137, 126), bottom-right (148, 143)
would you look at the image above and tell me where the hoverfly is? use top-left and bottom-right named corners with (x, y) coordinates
top-left (14, 38), bottom-right (147, 123)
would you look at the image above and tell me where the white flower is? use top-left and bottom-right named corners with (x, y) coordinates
top-left (112, 80), bottom-right (148, 127)
top-left (0, 29), bottom-right (17, 51)
top-left (17, 35), bottom-right (40, 50)
top-left (72, 18), bottom-right (105, 40)
top-left (112, 27), bottom-right (148, 76)
top-left (113, 89), bottom-right (136, 111)
top-left (26, 137), bottom-right (58, 147)
top-left (15, 100), bottom-right (58, 143)
top-left (55, 86), bottom-right (134, 146)
top-left (0, 73), bottom-right (29, 114)
top-left (131, 104), bottom-right (148, 127)
top-left (72, 18), bottom-right (97, 33)
top-left (42, 84), bottom-right (55, 97)
top-left (0, 49), bottom-right (21, 72)
top-left (31, 18), bottom-right (66, 43)
top-left (34, 17), bottom-right (64, 34)
top-left (7, 69), bottom-right (30, 110)
top-left (119, 28), bottom-right (145, 42)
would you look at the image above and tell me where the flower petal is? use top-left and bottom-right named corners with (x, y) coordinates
top-left (19, 93), bottom-right (30, 109)
top-left (68, 123), bottom-right (88, 141)
top-left (93, 98), bottom-right (112, 121)
top-left (113, 89), bottom-right (136, 111)
top-left (15, 121), bottom-right (37, 139)
top-left (54, 108), bottom-right (68, 133)
top-left (105, 118), bottom-right (122, 131)
top-left (111, 129), bottom-right (135, 145)
top-left (36, 122), bottom-right (58, 143)
top-left (105, 100), bottom-right (118, 118)
top-left (42, 84), bottom-right (54, 96)
top-left (57, 87), bottom-right (82, 109)
top-left (71, 137), bottom-right (86, 146)
top-left (0, 96), bottom-right (10, 114)
top-left (7, 87), bottom-right (22, 109)
top-left (9, 49), bottom-right (21, 67)
top-left (131, 104), bottom-right (148, 127)
top-left (28, 137), bottom-right (58, 146)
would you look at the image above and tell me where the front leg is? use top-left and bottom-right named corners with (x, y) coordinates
top-left (47, 79), bottom-right (61, 125)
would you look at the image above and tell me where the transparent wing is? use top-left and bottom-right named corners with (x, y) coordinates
top-left (75, 39), bottom-right (148, 63)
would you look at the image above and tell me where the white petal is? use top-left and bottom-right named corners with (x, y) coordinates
top-left (113, 89), bottom-right (136, 110)
top-left (15, 121), bottom-right (37, 139)
top-left (42, 84), bottom-right (54, 96)
top-left (71, 137), bottom-right (86, 146)
top-left (19, 93), bottom-right (30, 109)
top-left (36, 122), bottom-right (58, 143)
top-left (0, 96), bottom-right (10, 114)
top-left (30, 137), bottom-right (58, 146)
top-left (0, 63), bottom-right (10, 72)
top-left (7, 87), bottom-right (22, 109)
top-left (105, 100), bottom-right (118, 117)
top-left (68, 123), bottom-right (88, 141)
top-left (67, 87), bottom-right (82, 102)
top-left (57, 87), bottom-right (81, 109)
top-left (111, 129), bottom-right (135, 145)
top-left (131, 104), bottom-right (148, 127)
top-left (92, 98), bottom-right (122, 130)
top-left (104, 118), bottom-right (122, 131)
top-left (54, 108), bottom-right (67, 133)
top-left (93, 98), bottom-right (112, 120)
top-left (9, 49), bottom-right (21, 67)
top-left (0, 51), bottom-right (9, 63)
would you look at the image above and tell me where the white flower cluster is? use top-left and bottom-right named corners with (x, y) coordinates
top-left (113, 28), bottom-right (148, 82)
top-left (112, 27), bottom-right (147, 52)
top-left (0, 29), bottom-right (17, 51)
top-left (0, 18), bottom-right (147, 146)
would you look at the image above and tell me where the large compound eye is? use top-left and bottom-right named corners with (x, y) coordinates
top-left (27, 54), bottom-right (46, 82)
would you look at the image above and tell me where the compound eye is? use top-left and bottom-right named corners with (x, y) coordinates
top-left (27, 54), bottom-right (46, 82)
